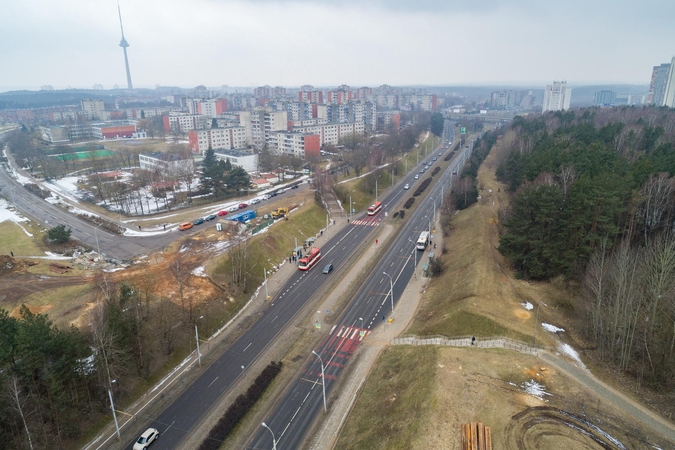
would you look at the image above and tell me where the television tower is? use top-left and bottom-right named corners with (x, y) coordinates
top-left (118, 3), bottom-right (133, 89)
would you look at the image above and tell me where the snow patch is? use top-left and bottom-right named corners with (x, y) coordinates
top-left (191, 266), bottom-right (207, 277)
top-left (557, 342), bottom-right (588, 371)
top-left (520, 301), bottom-right (533, 310)
top-left (521, 379), bottom-right (552, 401)
top-left (542, 323), bottom-right (565, 333)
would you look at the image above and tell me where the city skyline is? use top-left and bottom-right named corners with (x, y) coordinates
top-left (0, 0), bottom-right (673, 91)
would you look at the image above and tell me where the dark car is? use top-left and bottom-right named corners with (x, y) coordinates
top-left (291, 184), bottom-right (299, 189)
top-left (270, 191), bottom-right (278, 197)
top-left (193, 218), bottom-right (205, 225)
top-left (322, 263), bottom-right (333, 274)
top-left (205, 214), bottom-right (217, 221)
top-left (238, 203), bottom-right (248, 209)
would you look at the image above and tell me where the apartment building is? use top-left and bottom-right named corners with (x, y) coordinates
top-left (542, 81), bottom-right (572, 112)
top-left (188, 127), bottom-right (248, 153)
top-left (648, 62), bottom-right (672, 105)
top-left (270, 131), bottom-right (321, 160)
top-left (81, 99), bottom-right (106, 120)
top-left (213, 150), bottom-right (258, 173)
top-left (163, 112), bottom-right (211, 133)
top-left (291, 121), bottom-right (364, 147)
top-left (250, 109), bottom-right (288, 149)
top-left (139, 152), bottom-right (195, 176)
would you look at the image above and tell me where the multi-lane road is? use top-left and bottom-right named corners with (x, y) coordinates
top-left (246, 123), bottom-right (470, 449)
top-left (1, 124), bottom-right (469, 449)
top-left (116, 123), bottom-right (471, 450)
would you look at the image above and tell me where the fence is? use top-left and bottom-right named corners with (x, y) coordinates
top-left (251, 218), bottom-right (274, 235)
top-left (390, 334), bottom-right (544, 356)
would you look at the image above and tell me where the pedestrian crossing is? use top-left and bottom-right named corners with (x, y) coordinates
top-left (351, 218), bottom-right (380, 226)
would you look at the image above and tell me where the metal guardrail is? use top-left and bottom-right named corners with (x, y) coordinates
top-left (390, 334), bottom-right (544, 356)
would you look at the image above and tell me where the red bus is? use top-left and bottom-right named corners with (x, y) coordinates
top-left (367, 201), bottom-right (382, 216)
top-left (298, 247), bottom-right (321, 270)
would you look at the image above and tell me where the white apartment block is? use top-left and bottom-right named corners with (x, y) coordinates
top-left (81, 99), bottom-right (106, 120)
top-left (542, 81), bottom-right (572, 112)
top-left (139, 152), bottom-right (195, 177)
top-left (213, 150), bottom-right (259, 173)
top-left (188, 127), bottom-right (248, 153)
top-left (250, 109), bottom-right (288, 149)
top-left (164, 112), bottom-right (211, 133)
top-left (291, 121), bottom-right (365, 147)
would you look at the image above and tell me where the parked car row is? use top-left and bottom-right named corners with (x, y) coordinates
top-left (178, 183), bottom-right (303, 231)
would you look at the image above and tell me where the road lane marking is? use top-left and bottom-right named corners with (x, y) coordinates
top-left (207, 377), bottom-right (219, 388)
top-left (243, 343), bottom-right (252, 352)
top-left (271, 315), bottom-right (278, 323)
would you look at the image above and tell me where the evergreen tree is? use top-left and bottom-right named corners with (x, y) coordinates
top-left (47, 224), bottom-right (72, 244)
top-left (430, 112), bottom-right (444, 137)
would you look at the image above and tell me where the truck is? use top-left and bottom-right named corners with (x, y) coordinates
top-left (271, 207), bottom-right (289, 219)
top-left (227, 209), bottom-right (256, 223)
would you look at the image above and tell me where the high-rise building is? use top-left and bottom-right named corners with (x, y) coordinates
top-left (594, 90), bottom-right (616, 106)
top-left (662, 56), bottom-right (675, 108)
top-left (542, 81), bottom-right (572, 112)
top-left (648, 62), bottom-right (672, 105)
top-left (81, 99), bottom-right (105, 120)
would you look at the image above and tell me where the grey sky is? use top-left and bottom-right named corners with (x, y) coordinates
top-left (0, 0), bottom-right (672, 90)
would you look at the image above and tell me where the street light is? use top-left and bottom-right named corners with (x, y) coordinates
top-left (383, 272), bottom-right (394, 313)
top-left (359, 317), bottom-right (364, 329)
top-left (261, 422), bottom-right (277, 450)
top-left (311, 350), bottom-right (327, 412)
top-left (531, 301), bottom-right (547, 347)
top-left (423, 215), bottom-right (431, 235)
top-left (408, 238), bottom-right (417, 267)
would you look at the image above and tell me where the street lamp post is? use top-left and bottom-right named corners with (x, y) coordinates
top-left (531, 302), bottom-right (547, 347)
top-left (359, 317), bottom-right (364, 329)
top-left (408, 238), bottom-right (417, 267)
top-left (311, 350), bottom-right (327, 412)
top-left (383, 272), bottom-right (394, 313)
top-left (195, 325), bottom-right (201, 367)
top-left (261, 422), bottom-right (277, 450)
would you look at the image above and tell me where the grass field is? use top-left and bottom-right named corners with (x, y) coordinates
top-left (0, 220), bottom-right (47, 256)
top-left (210, 199), bottom-right (328, 292)
top-left (336, 346), bottom-right (438, 450)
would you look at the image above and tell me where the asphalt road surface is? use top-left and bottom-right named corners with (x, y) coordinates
top-left (118, 124), bottom-right (462, 449)
top-left (246, 124), bottom-right (470, 450)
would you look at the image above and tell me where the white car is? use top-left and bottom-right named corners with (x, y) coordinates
top-left (250, 198), bottom-right (261, 204)
top-left (133, 428), bottom-right (158, 450)
top-left (262, 194), bottom-right (271, 200)
top-left (227, 205), bottom-right (239, 212)
top-left (414, 174), bottom-right (419, 179)
top-left (404, 184), bottom-right (410, 190)
top-left (277, 188), bottom-right (287, 194)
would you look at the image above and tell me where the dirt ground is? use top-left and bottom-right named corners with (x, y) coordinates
top-left (0, 187), bottom-right (316, 329)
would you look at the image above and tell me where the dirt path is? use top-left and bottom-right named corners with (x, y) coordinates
top-left (539, 351), bottom-right (675, 443)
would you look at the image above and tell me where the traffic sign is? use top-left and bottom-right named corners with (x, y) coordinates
top-left (359, 330), bottom-right (366, 337)
top-left (315, 322), bottom-right (321, 329)
top-left (460, 127), bottom-right (466, 135)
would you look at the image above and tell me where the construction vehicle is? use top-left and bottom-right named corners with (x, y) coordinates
top-left (271, 207), bottom-right (289, 219)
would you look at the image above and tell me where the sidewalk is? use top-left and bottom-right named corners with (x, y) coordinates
top-left (308, 215), bottom-right (440, 450)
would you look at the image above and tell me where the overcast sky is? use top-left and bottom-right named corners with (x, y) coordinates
top-left (1, 0), bottom-right (673, 91)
